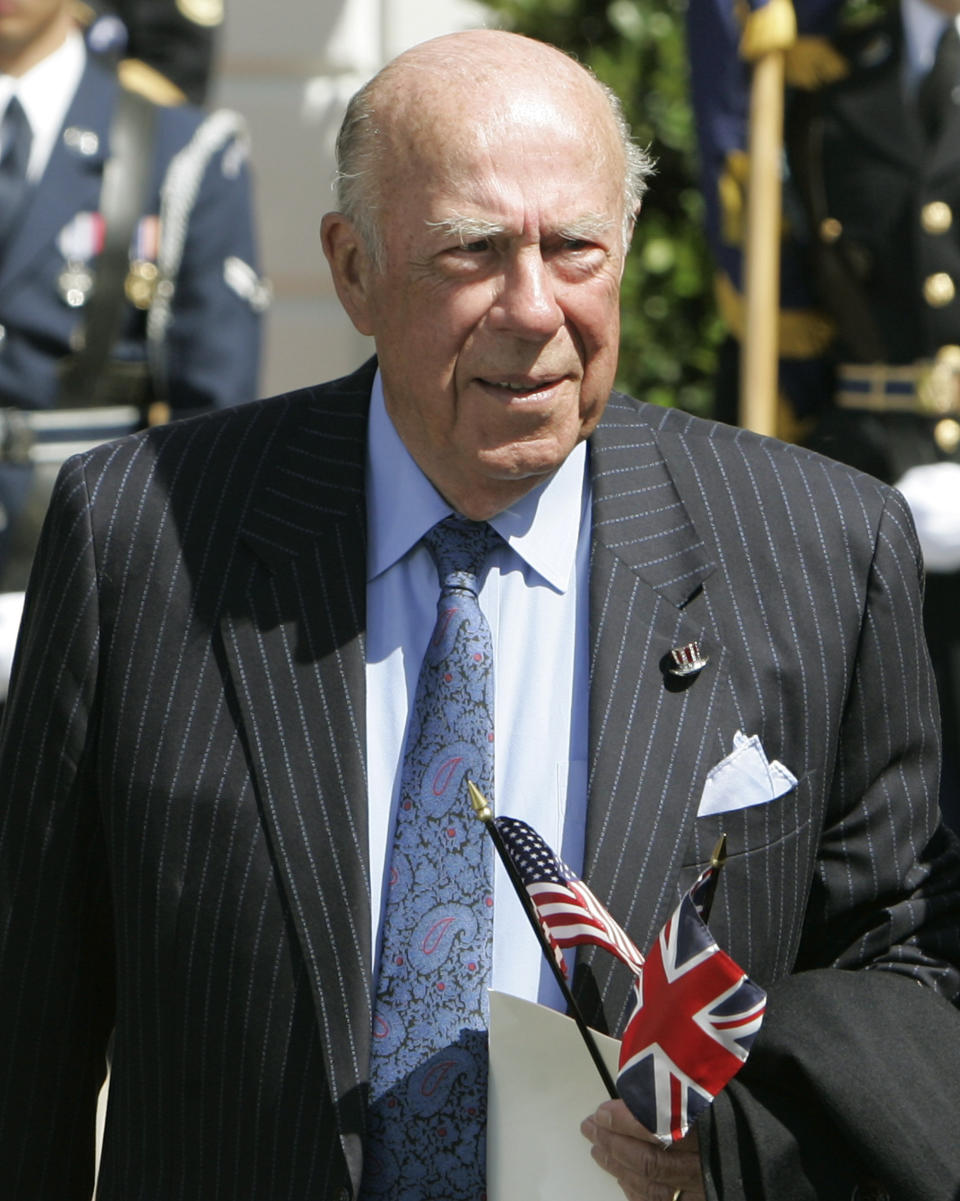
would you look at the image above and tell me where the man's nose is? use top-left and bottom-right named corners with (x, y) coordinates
top-left (489, 250), bottom-right (564, 339)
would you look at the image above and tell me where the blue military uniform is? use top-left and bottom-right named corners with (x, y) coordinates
top-left (0, 42), bottom-right (265, 592)
top-left (0, 53), bottom-right (263, 412)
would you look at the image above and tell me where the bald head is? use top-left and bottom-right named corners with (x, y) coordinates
top-left (334, 30), bottom-right (651, 264)
top-left (320, 29), bottom-right (648, 517)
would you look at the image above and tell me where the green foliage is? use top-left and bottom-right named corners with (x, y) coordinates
top-left (480, 0), bottom-right (723, 414)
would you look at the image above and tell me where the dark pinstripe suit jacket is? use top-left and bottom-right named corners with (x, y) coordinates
top-left (2, 358), bottom-right (959, 1199)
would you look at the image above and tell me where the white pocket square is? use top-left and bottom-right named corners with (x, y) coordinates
top-left (697, 730), bottom-right (797, 817)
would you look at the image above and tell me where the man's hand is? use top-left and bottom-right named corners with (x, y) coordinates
top-left (580, 1099), bottom-right (705, 1201)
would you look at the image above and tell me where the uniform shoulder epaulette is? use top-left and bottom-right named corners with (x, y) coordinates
top-left (118, 57), bottom-right (187, 107)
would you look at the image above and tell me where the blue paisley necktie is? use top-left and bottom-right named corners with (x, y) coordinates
top-left (361, 515), bottom-right (498, 1200)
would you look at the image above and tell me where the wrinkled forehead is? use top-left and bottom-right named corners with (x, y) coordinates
top-left (393, 62), bottom-right (614, 143)
top-left (378, 80), bottom-right (624, 217)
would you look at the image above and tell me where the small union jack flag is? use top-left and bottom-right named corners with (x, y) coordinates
top-left (493, 816), bottom-right (645, 977)
top-left (616, 864), bottom-right (766, 1145)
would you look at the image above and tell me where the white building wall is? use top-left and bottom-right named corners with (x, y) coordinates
top-left (211, 0), bottom-right (490, 398)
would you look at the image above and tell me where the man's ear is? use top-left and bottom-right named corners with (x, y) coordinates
top-left (321, 211), bottom-right (376, 336)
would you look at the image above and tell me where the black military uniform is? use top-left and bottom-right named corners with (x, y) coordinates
top-left (688, 0), bottom-right (960, 830)
top-left (90, 0), bottom-right (221, 104)
top-left (785, 6), bottom-right (960, 828)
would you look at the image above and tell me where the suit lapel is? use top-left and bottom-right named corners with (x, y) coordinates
top-left (578, 395), bottom-right (731, 1031)
top-left (827, 21), bottom-right (921, 177)
top-left (0, 60), bottom-right (112, 297)
top-left (219, 362), bottom-right (376, 1187)
top-left (927, 92), bottom-right (960, 181)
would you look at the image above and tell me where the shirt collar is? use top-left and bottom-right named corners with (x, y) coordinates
top-left (366, 369), bottom-right (587, 592)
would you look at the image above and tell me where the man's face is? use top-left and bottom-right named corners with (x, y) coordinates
top-left (0, 0), bottom-right (73, 72)
top-left (328, 87), bottom-right (628, 519)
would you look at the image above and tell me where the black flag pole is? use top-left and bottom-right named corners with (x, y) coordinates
top-left (467, 780), bottom-right (618, 1099)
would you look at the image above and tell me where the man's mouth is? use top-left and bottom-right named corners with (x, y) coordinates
top-left (479, 376), bottom-right (564, 398)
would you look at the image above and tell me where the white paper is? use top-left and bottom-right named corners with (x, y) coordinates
top-left (487, 990), bottom-right (625, 1201)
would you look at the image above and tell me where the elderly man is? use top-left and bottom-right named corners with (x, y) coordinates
top-left (1, 28), bottom-right (958, 1201)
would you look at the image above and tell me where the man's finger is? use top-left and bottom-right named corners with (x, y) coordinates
top-left (581, 1101), bottom-right (705, 1201)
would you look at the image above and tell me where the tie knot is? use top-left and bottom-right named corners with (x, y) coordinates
top-left (422, 515), bottom-right (496, 596)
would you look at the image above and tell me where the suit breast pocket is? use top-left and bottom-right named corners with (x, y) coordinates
top-left (681, 772), bottom-right (815, 868)
top-left (679, 769), bottom-right (821, 982)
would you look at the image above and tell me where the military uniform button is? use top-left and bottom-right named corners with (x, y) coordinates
top-left (921, 200), bottom-right (953, 234)
top-left (935, 417), bottom-right (960, 453)
top-left (177, 0), bottom-right (224, 25)
top-left (924, 272), bottom-right (956, 307)
top-left (819, 216), bottom-right (843, 243)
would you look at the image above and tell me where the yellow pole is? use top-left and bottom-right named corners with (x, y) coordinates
top-left (739, 47), bottom-right (785, 437)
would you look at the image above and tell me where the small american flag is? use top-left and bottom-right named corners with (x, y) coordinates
top-left (493, 816), bottom-right (645, 976)
top-left (616, 864), bottom-right (766, 1145)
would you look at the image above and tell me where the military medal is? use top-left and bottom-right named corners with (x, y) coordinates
top-left (58, 263), bottom-right (95, 308)
top-left (56, 212), bottom-right (104, 307)
top-left (125, 215), bottom-right (161, 310)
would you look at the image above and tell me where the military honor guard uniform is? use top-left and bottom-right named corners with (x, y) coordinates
top-left (0, 12), bottom-right (266, 605)
top-left (688, 0), bottom-right (960, 830)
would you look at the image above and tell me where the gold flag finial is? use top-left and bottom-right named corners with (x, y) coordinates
top-left (710, 833), bottom-right (728, 871)
top-left (467, 779), bottom-right (493, 822)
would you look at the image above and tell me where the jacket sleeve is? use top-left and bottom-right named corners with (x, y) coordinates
top-left (701, 969), bottom-right (960, 1200)
top-left (796, 483), bottom-right (960, 997)
top-left (0, 454), bottom-right (112, 1197)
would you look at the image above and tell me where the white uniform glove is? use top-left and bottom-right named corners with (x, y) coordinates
top-left (895, 462), bottom-right (960, 573)
top-left (0, 591), bottom-right (25, 702)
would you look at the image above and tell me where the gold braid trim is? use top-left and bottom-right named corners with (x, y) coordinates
top-left (118, 59), bottom-right (186, 107)
top-left (784, 36), bottom-right (850, 88)
top-left (715, 272), bottom-right (836, 358)
top-left (719, 150), bottom-right (751, 246)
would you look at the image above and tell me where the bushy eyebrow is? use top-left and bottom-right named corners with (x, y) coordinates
top-left (424, 211), bottom-right (616, 245)
top-left (425, 214), bottom-right (505, 242)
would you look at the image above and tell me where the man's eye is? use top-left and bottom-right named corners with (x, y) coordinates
top-left (560, 238), bottom-right (593, 253)
top-left (460, 239), bottom-right (491, 253)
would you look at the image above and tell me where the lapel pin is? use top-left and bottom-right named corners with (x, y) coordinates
top-left (667, 640), bottom-right (708, 678)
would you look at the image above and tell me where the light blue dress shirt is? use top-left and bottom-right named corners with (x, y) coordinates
top-left (365, 371), bottom-right (591, 1011)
